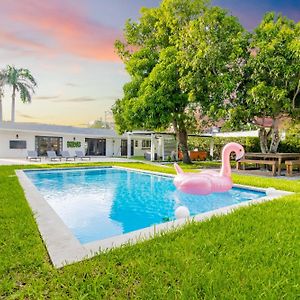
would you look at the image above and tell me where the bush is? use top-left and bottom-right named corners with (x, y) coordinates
top-left (278, 126), bottom-right (300, 152)
top-left (188, 137), bottom-right (260, 159)
top-left (188, 133), bottom-right (300, 159)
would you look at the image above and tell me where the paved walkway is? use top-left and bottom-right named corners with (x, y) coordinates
top-left (156, 163), bottom-right (300, 180)
top-left (0, 157), bottom-right (139, 166)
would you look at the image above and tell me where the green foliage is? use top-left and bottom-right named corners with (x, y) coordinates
top-left (188, 137), bottom-right (261, 159)
top-left (113, 0), bottom-right (246, 163)
top-left (188, 134), bottom-right (300, 159)
top-left (4, 65), bottom-right (37, 103)
top-left (230, 13), bottom-right (299, 121)
top-left (278, 122), bottom-right (300, 152)
top-left (223, 13), bottom-right (300, 152)
top-left (0, 163), bottom-right (300, 298)
top-left (1, 65), bottom-right (37, 122)
top-left (66, 141), bottom-right (81, 148)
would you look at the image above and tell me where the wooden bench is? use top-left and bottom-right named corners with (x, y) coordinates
top-left (236, 159), bottom-right (277, 176)
top-left (285, 160), bottom-right (300, 176)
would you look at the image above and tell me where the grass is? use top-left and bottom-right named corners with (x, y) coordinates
top-left (0, 162), bottom-right (299, 299)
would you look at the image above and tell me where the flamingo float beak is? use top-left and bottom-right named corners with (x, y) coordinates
top-left (235, 151), bottom-right (245, 161)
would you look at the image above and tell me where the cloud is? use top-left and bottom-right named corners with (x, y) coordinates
top-left (66, 83), bottom-right (79, 87)
top-left (34, 95), bottom-right (60, 100)
top-left (1, 0), bottom-right (121, 61)
top-left (0, 29), bottom-right (52, 55)
top-left (52, 97), bottom-right (97, 103)
top-left (99, 95), bottom-right (118, 101)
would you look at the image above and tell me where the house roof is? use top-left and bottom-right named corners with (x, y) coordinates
top-left (0, 122), bottom-right (124, 138)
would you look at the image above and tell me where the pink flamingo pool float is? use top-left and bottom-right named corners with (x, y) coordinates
top-left (174, 142), bottom-right (245, 195)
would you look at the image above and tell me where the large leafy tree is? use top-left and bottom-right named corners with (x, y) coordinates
top-left (113, 0), bottom-right (246, 163)
top-left (5, 65), bottom-right (37, 122)
top-left (226, 13), bottom-right (300, 153)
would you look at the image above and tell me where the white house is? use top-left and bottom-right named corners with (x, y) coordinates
top-left (0, 121), bottom-right (257, 160)
top-left (0, 122), bottom-right (177, 160)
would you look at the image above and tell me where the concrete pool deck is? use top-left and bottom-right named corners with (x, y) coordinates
top-left (0, 157), bottom-right (138, 165)
top-left (16, 166), bottom-right (293, 268)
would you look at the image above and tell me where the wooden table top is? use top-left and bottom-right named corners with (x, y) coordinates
top-left (245, 153), bottom-right (300, 159)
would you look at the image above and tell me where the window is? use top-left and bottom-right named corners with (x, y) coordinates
top-left (142, 140), bottom-right (151, 148)
top-left (135, 140), bottom-right (138, 147)
top-left (9, 140), bottom-right (27, 149)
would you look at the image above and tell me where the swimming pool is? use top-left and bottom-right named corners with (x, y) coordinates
top-left (25, 167), bottom-right (266, 244)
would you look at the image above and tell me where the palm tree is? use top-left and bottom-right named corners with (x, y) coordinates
top-left (0, 69), bottom-right (6, 122)
top-left (5, 65), bottom-right (37, 122)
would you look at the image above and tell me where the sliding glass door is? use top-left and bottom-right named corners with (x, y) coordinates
top-left (85, 138), bottom-right (106, 156)
top-left (35, 136), bottom-right (63, 156)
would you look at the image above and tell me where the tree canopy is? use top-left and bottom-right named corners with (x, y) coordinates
top-left (224, 13), bottom-right (300, 153)
top-left (113, 0), bottom-right (247, 162)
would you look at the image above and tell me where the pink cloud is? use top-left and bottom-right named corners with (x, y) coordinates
top-left (0, 29), bottom-right (51, 54)
top-left (1, 0), bottom-right (121, 61)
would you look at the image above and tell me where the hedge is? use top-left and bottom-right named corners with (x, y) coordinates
top-left (188, 134), bottom-right (300, 160)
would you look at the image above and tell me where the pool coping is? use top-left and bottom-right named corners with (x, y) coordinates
top-left (16, 166), bottom-right (293, 268)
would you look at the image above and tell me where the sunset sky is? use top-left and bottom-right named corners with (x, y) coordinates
top-left (0, 0), bottom-right (299, 126)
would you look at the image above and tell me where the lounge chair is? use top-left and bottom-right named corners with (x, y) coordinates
top-left (61, 150), bottom-right (76, 161)
top-left (47, 151), bottom-right (62, 161)
top-left (27, 150), bottom-right (41, 162)
top-left (75, 150), bottom-right (91, 160)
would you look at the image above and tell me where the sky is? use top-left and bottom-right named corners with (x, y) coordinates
top-left (0, 0), bottom-right (299, 127)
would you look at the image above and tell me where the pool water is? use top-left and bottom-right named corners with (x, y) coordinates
top-left (25, 167), bottom-right (265, 244)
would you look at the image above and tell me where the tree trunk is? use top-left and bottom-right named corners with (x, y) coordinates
top-left (178, 128), bottom-right (192, 164)
top-left (258, 127), bottom-right (268, 153)
top-left (269, 119), bottom-right (280, 153)
top-left (173, 119), bottom-right (192, 164)
top-left (11, 86), bottom-right (16, 122)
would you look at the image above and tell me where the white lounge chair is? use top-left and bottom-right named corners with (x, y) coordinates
top-left (61, 151), bottom-right (76, 161)
top-left (27, 150), bottom-right (41, 161)
top-left (47, 151), bottom-right (62, 161)
top-left (75, 150), bottom-right (91, 160)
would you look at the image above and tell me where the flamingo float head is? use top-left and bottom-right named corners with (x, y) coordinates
top-left (222, 142), bottom-right (245, 161)
top-left (220, 142), bottom-right (245, 177)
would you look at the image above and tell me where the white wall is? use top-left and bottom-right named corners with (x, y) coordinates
top-left (0, 131), bottom-right (35, 158)
top-left (0, 130), bottom-right (118, 158)
top-left (113, 139), bottom-right (122, 156)
top-left (63, 135), bottom-right (86, 156)
top-left (105, 139), bottom-right (115, 157)
top-left (132, 138), bottom-right (152, 157)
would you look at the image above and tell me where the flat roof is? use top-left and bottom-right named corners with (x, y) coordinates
top-left (0, 122), bottom-right (123, 138)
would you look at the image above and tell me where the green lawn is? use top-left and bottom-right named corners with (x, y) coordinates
top-left (0, 162), bottom-right (299, 299)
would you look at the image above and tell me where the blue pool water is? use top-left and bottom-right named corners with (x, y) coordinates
top-left (25, 167), bottom-right (265, 244)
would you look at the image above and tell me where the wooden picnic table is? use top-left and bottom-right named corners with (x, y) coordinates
top-left (244, 152), bottom-right (300, 176)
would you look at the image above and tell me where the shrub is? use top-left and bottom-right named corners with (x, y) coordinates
top-left (188, 137), bottom-right (260, 159)
top-left (188, 134), bottom-right (300, 159)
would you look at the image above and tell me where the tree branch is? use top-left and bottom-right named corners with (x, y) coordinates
top-left (292, 77), bottom-right (300, 109)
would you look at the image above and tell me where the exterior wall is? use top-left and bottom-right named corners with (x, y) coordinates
top-left (0, 131), bottom-right (35, 158)
top-left (113, 139), bottom-right (122, 156)
top-left (132, 138), bottom-right (152, 157)
top-left (105, 139), bottom-right (116, 157)
top-left (0, 130), bottom-right (119, 158)
top-left (62, 135), bottom-right (86, 156)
